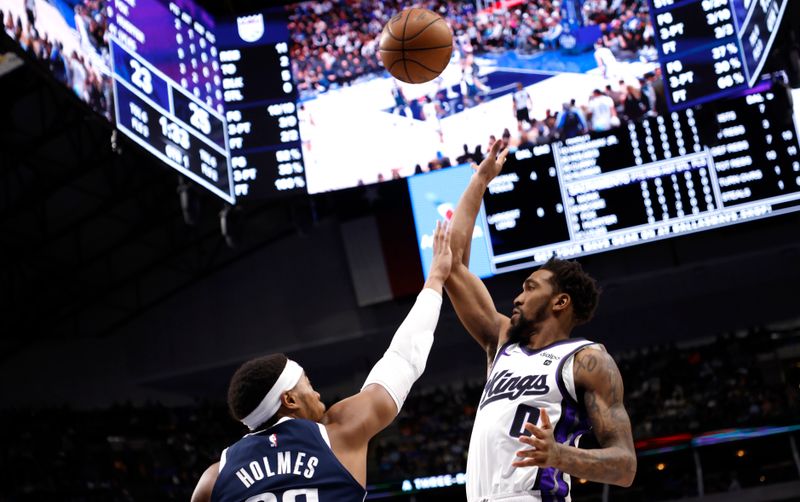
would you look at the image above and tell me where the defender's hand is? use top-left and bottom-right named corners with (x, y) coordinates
top-left (473, 137), bottom-right (510, 182)
top-left (426, 220), bottom-right (453, 288)
top-left (512, 408), bottom-right (563, 469)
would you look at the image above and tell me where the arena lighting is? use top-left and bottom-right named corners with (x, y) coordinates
top-left (177, 176), bottom-right (199, 226)
top-left (637, 444), bottom-right (691, 457)
top-left (634, 433), bottom-right (693, 451)
top-left (692, 424), bottom-right (800, 447)
top-left (656, 463), bottom-right (666, 471)
top-left (219, 204), bottom-right (243, 248)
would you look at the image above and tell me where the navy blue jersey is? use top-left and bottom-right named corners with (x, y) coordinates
top-left (211, 418), bottom-right (366, 502)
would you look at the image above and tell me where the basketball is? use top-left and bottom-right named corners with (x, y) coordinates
top-left (378, 8), bottom-right (453, 84)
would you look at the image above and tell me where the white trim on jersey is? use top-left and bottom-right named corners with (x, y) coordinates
top-left (219, 447), bottom-right (228, 471)
top-left (316, 423), bottom-right (332, 449)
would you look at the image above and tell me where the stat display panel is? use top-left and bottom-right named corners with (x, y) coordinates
top-left (108, 0), bottom-right (235, 203)
top-left (650, 0), bottom-right (789, 110)
top-left (410, 84), bottom-right (800, 278)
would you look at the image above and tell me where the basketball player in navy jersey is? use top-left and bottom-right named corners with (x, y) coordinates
top-left (191, 222), bottom-right (453, 502)
top-left (445, 141), bottom-right (636, 501)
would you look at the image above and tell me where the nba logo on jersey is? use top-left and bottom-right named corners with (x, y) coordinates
top-left (237, 14), bottom-right (264, 43)
top-left (268, 433), bottom-right (278, 448)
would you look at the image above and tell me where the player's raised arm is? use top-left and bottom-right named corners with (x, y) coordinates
top-left (323, 221), bottom-right (452, 481)
top-left (512, 346), bottom-right (637, 487)
top-left (190, 463), bottom-right (219, 502)
top-left (445, 140), bottom-right (511, 363)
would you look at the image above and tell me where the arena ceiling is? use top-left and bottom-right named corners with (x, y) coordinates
top-left (0, 31), bottom-right (371, 361)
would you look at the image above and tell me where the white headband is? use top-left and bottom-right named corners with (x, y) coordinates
top-left (241, 359), bottom-right (304, 431)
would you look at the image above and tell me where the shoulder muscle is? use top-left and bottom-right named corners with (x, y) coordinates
top-left (191, 462), bottom-right (219, 502)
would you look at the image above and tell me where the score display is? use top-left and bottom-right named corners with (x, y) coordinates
top-left (650, 0), bottom-right (789, 110)
top-left (410, 83), bottom-right (800, 277)
top-left (108, 0), bottom-right (235, 203)
top-left (215, 10), bottom-right (307, 199)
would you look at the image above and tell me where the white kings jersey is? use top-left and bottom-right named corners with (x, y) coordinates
top-left (466, 338), bottom-right (596, 502)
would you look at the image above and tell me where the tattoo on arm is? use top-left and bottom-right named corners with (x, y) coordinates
top-left (554, 349), bottom-right (636, 487)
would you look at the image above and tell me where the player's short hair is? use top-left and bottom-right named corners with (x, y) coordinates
top-left (540, 257), bottom-right (601, 326)
top-left (228, 353), bottom-right (288, 422)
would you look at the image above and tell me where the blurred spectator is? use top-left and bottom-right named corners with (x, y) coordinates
top-left (623, 84), bottom-right (648, 122)
top-left (4, 0), bottom-right (112, 120)
top-left (586, 88), bottom-right (618, 132)
top-left (556, 100), bottom-right (588, 139)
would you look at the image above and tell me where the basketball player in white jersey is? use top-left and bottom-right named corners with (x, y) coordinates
top-left (445, 141), bottom-right (636, 501)
top-left (512, 82), bottom-right (533, 132)
top-left (191, 222), bottom-right (453, 501)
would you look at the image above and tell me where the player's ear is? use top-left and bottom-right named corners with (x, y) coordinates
top-left (553, 293), bottom-right (571, 312)
top-left (282, 391), bottom-right (300, 410)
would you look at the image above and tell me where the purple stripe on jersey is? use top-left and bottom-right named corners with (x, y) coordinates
top-left (538, 467), bottom-right (558, 502)
top-left (553, 403), bottom-right (576, 497)
top-left (550, 401), bottom-right (593, 499)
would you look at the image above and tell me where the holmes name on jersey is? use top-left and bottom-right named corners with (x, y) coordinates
top-left (479, 370), bottom-right (549, 409)
top-left (235, 450), bottom-right (319, 488)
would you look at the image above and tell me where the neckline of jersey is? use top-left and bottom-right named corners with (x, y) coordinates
top-left (516, 337), bottom-right (587, 356)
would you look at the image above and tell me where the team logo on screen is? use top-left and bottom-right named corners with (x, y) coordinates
top-left (558, 33), bottom-right (577, 50)
top-left (237, 14), bottom-right (265, 43)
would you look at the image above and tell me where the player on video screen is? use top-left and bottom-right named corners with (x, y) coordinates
top-left (191, 223), bottom-right (453, 502)
top-left (512, 82), bottom-right (533, 132)
top-left (445, 142), bottom-right (636, 501)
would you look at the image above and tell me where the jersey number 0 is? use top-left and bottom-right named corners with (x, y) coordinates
top-left (509, 404), bottom-right (539, 438)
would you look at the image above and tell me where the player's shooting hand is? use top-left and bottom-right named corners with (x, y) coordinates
top-left (472, 137), bottom-right (509, 182)
top-left (512, 408), bottom-right (563, 469)
top-left (426, 220), bottom-right (453, 289)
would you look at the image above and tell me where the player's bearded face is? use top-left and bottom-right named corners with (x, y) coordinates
top-left (507, 299), bottom-right (551, 344)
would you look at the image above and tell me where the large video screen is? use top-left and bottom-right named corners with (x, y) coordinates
top-left (107, 0), bottom-right (236, 203)
top-left (0, 0), bottom-right (237, 202)
top-left (288, 0), bottom-right (664, 193)
top-left (1, 0), bottom-right (113, 120)
top-left (3, 0), bottom-right (793, 203)
top-left (651, 0), bottom-right (788, 110)
top-left (410, 83), bottom-right (800, 278)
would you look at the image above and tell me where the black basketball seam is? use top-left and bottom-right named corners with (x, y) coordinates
top-left (379, 44), bottom-right (453, 52)
top-left (385, 20), bottom-right (402, 42)
top-left (386, 58), bottom-right (405, 72)
top-left (403, 17), bottom-right (446, 43)
top-left (402, 8), bottom-right (413, 83)
top-left (404, 57), bottom-right (449, 74)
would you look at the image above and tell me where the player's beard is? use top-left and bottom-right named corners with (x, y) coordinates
top-left (507, 302), bottom-right (550, 345)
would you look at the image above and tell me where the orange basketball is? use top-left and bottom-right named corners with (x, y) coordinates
top-left (378, 8), bottom-right (453, 84)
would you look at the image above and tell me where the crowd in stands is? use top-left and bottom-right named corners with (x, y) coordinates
top-left (288, 0), bottom-right (656, 97)
top-left (408, 64), bottom-right (665, 178)
top-left (2, 327), bottom-right (798, 499)
top-left (2, 0), bottom-right (112, 120)
top-left (371, 328), bottom-right (800, 481)
top-left (509, 67), bottom-right (667, 147)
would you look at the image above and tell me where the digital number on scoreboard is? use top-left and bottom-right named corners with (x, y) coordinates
top-left (650, 0), bottom-right (788, 110)
top-left (108, 0), bottom-right (235, 203)
top-left (216, 9), bottom-right (307, 200)
top-left (479, 85), bottom-right (800, 273)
